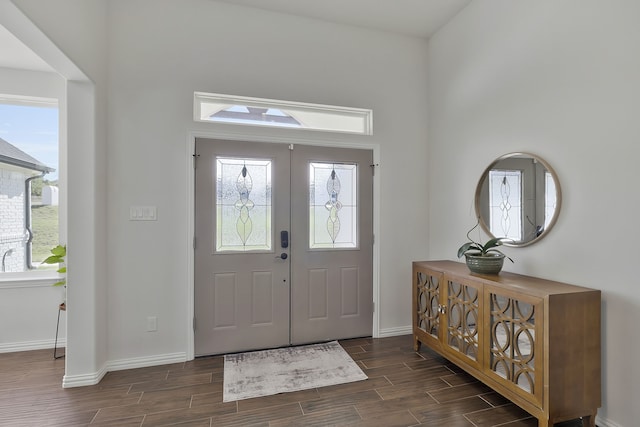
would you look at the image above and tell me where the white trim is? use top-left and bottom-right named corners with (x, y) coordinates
top-left (0, 272), bottom-right (62, 288)
top-left (378, 325), bottom-right (412, 338)
top-left (61, 352), bottom-right (188, 388)
top-left (186, 127), bottom-right (381, 360)
top-left (194, 92), bottom-right (373, 136)
top-left (595, 417), bottom-right (622, 427)
top-left (0, 94), bottom-right (58, 107)
top-left (0, 338), bottom-right (65, 353)
top-left (62, 365), bottom-right (107, 388)
top-left (107, 352), bottom-right (187, 372)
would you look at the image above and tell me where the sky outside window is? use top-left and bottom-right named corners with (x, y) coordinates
top-left (0, 103), bottom-right (59, 179)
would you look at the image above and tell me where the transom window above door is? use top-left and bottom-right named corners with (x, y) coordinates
top-left (194, 92), bottom-right (373, 135)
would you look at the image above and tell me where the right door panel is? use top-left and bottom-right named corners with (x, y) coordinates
top-left (290, 145), bottom-right (374, 344)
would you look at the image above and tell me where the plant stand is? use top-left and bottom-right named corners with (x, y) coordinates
top-left (54, 302), bottom-right (65, 359)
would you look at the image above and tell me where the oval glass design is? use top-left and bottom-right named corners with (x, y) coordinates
top-left (475, 153), bottom-right (561, 247)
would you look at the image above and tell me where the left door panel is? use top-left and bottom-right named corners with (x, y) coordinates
top-left (194, 139), bottom-right (291, 356)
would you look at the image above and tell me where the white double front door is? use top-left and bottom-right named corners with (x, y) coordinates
top-left (194, 138), bottom-right (373, 356)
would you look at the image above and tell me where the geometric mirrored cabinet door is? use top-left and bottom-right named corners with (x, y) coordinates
top-left (489, 293), bottom-right (536, 394)
top-left (416, 270), bottom-right (440, 339)
top-left (447, 279), bottom-right (479, 361)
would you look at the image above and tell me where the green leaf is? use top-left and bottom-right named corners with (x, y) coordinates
top-left (51, 245), bottom-right (66, 257)
top-left (52, 279), bottom-right (66, 287)
top-left (482, 238), bottom-right (504, 252)
top-left (457, 242), bottom-right (482, 258)
top-left (42, 255), bottom-right (63, 264)
top-left (57, 266), bottom-right (67, 274)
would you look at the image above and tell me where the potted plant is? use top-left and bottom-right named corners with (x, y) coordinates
top-left (42, 244), bottom-right (66, 309)
top-left (457, 221), bottom-right (513, 274)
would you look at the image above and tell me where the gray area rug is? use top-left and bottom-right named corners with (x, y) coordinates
top-left (223, 341), bottom-right (368, 402)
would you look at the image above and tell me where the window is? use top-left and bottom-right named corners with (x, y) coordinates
top-left (544, 171), bottom-right (557, 229)
top-left (488, 170), bottom-right (522, 241)
top-left (194, 92), bottom-right (373, 135)
top-left (309, 162), bottom-right (358, 249)
top-left (0, 96), bottom-right (59, 273)
top-left (216, 157), bottom-right (272, 252)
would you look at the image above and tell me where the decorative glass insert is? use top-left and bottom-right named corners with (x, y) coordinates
top-left (216, 158), bottom-right (272, 252)
top-left (490, 294), bottom-right (536, 393)
top-left (416, 271), bottom-right (440, 338)
top-left (489, 170), bottom-right (522, 241)
top-left (447, 280), bottom-right (479, 360)
top-left (309, 162), bottom-right (357, 249)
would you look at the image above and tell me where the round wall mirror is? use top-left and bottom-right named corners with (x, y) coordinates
top-left (474, 152), bottom-right (561, 247)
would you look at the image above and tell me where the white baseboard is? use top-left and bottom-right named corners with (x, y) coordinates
top-left (0, 338), bottom-right (66, 353)
top-left (63, 366), bottom-right (107, 388)
top-left (596, 415), bottom-right (621, 427)
top-left (377, 325), bottom-right (412, 338)
top-left (107, 352), bottom-right (187, 372)
top-left (61, 352), bottom-right (188, 388)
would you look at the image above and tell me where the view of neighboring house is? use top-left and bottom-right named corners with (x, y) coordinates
top-left (0, 137), bottom-right (54, 272)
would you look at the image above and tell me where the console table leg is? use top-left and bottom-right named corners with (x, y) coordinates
top-left (581, 413), bottom-right (596, 427)
top-left (413, 336), bottom-right (421, 352)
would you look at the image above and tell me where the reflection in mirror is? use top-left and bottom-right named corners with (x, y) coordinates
top-left (475, 153), bottom-right (561, 247)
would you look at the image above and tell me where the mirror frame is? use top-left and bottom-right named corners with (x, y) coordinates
top-left (474, 152), bottom-right (562, 247)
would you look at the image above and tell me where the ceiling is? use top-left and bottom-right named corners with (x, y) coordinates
top-left (0, 0), bottom-right (471, 72)
top-left (0, 24), bottom-right (54, 73)
top-left (213, 0), bottom-right (472, 39)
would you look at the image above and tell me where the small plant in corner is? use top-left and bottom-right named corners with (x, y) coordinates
top-left (42, 244), bottom-right (67, 287)
top-left (457, 221), bottom-right (513, 262)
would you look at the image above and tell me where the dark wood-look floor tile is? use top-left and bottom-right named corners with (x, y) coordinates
top-left (89, 414), bottom-right (146, 426)
top-left (375, 377), bottom-right (450, 400)
top-left (128, 372), bottom-right (213, 393)
top-left (269, 405), bottom-right (362, 427)
top-left (160, 418), bottom-right (212, 427)
top-left (428, 381), bottom-right (494, 403)
top-left (411, 395), bottom-right (492, 424)
top-left (315, 376), bottom-right (391, 398)
top-left (235, 388), bottom-right (319, 412)
top-left (211, 402), bottom-right (302, 426)
top-left (441, 371), bottom-right (479, 387)
top-left (140, 383), bottom-right (221, 405)
top-left (480, 391), bottom-right (512, 406)
top-left (140, 401), bottom-right (237, 426)
top-left (345, 410), bottom-right (420, 427)
top-left (300, 389), bottom-right (381, 414)
top-left (0, 335), bottom-right (590, 427)
top-left (355, 394), bottom-right (438, 419)
top-left (357, 352), bottom-right (427, 369)
top-left (465, 403), bottom-right (534, 427)
top-left (384, 365), bottom-right (455, 385)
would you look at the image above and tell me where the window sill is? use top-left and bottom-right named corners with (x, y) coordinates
top-left (0, 272), bottom-right (62, 289)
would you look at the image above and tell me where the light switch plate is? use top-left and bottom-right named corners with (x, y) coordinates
top-left (130, 206), bottom-right (157, 221)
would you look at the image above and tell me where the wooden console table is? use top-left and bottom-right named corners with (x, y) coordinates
top-left (412, 260), bottom-right (601, 427)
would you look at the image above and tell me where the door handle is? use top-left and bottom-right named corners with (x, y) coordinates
top-left (280, 231), bottom-right (289, 248)
top-left (275, 253), bottom-right (288, 260)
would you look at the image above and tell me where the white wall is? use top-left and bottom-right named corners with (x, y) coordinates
top-left (105, 0), bottom-right (429, 361)
top-left (427, 1), bottom-right (640, 426)
top-left (10, 0), bottom-right (109, 383)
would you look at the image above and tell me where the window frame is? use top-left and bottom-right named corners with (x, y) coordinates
top-left (0, 95), bottom-right (61, 282)
top-left (194, 92), bottom-right (373, 135)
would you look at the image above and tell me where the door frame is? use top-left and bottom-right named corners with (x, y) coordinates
top-left (185, 128), bottom-right (380, 360)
